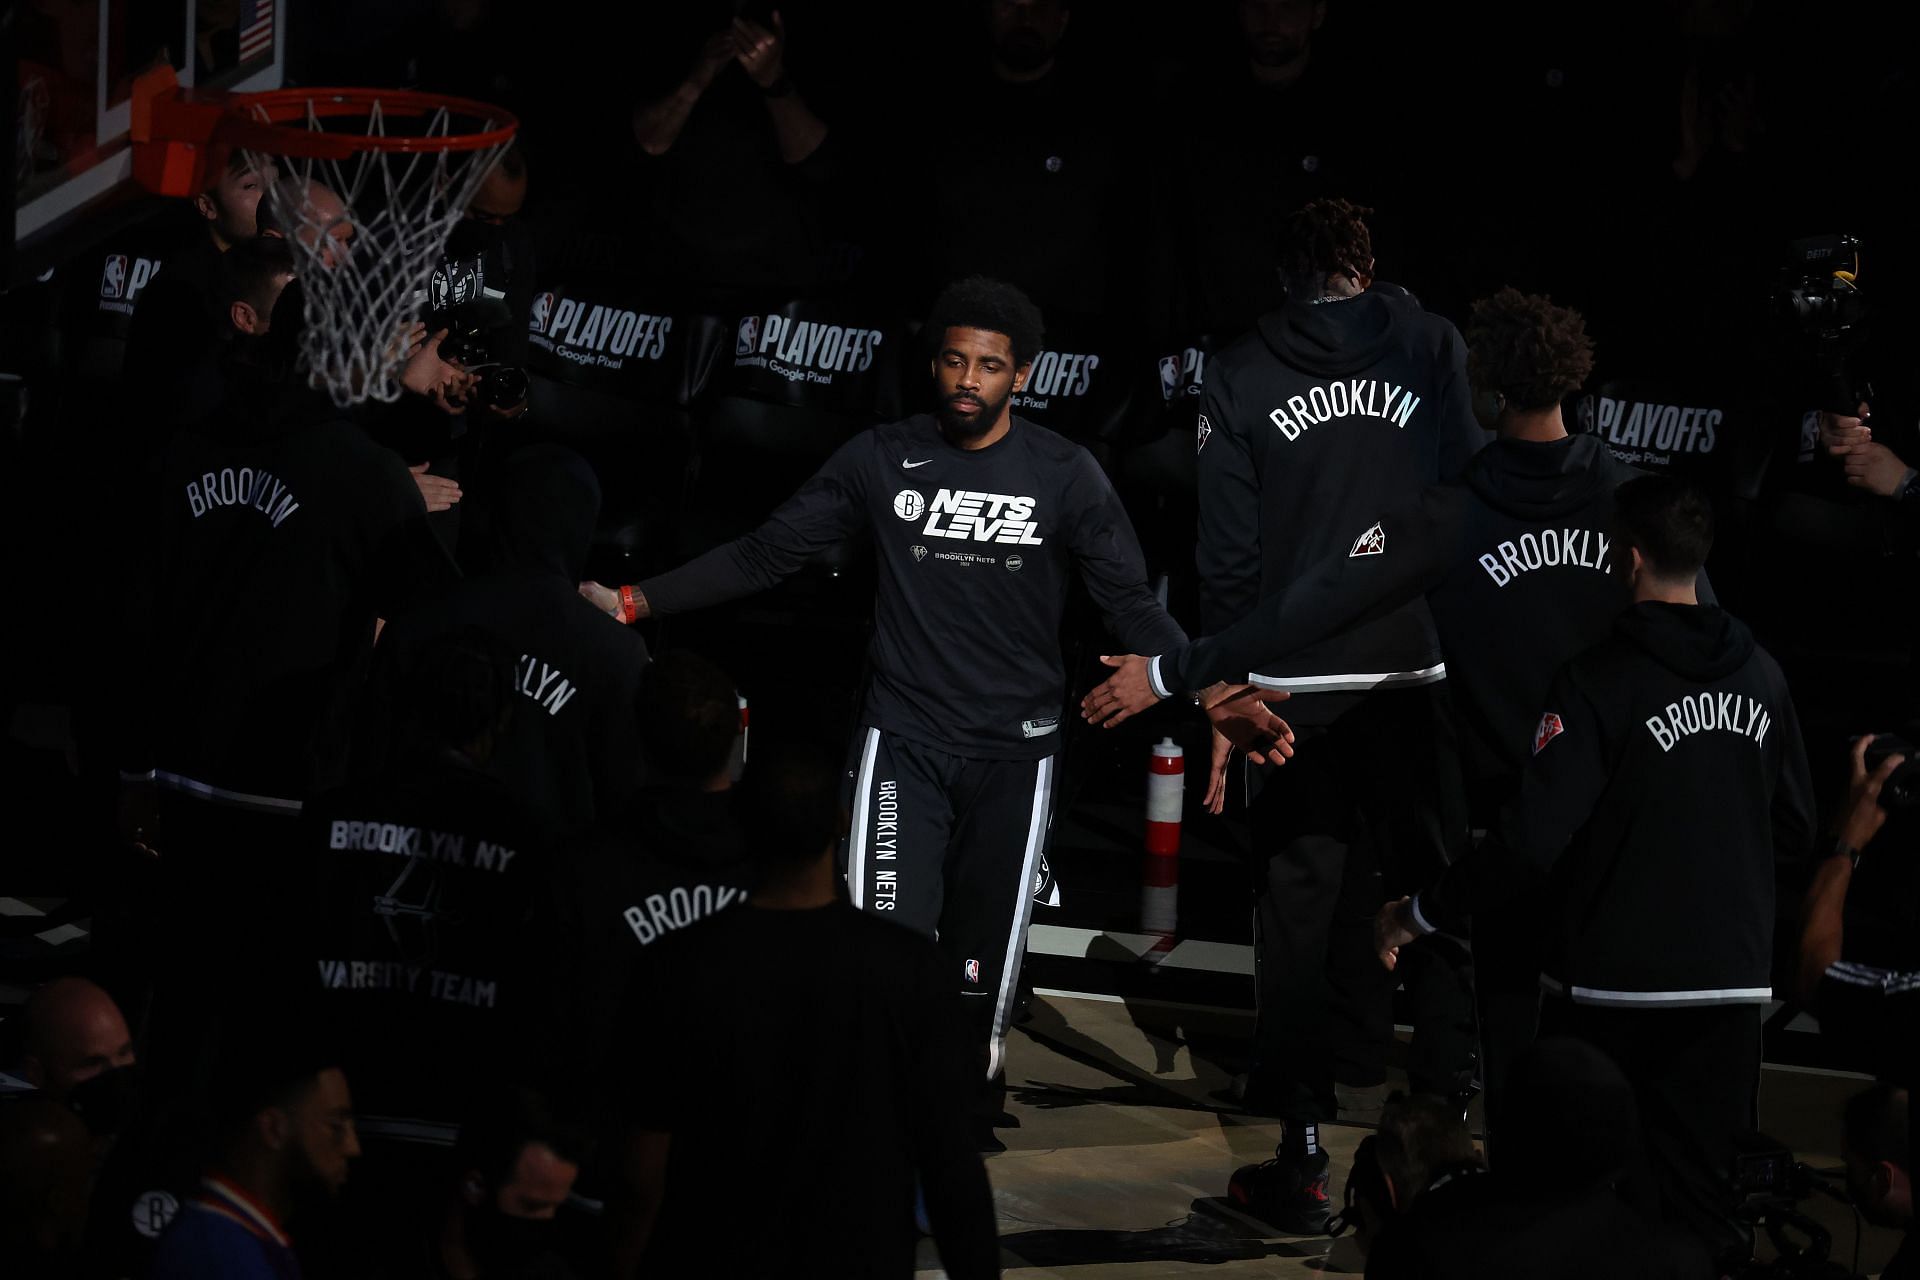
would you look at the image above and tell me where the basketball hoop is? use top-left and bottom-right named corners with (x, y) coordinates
top-left (133, 73), bottom-right (518, 407)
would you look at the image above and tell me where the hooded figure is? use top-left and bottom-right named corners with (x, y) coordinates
top-left (372, 442), bottom-right (650, 839)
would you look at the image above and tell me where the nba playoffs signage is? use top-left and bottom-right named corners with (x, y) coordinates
top-left (1007, 315), bottom-right (1131, 442)
top-left (527, 281), bottom-right (697, 402)
top-left (725, 301), bottom-right (899, 417)
top-left (1576, 377), bottom-right (1737, 477)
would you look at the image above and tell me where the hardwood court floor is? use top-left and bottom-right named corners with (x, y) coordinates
top-left (914, 993), bottom-right (1907, 1278)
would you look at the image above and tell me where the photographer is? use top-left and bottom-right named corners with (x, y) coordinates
top-left (1819, 404), bottom-right (1920, 539)
top-left (411, 145), bottom-right (539, 560)
top-left (1798, 733), bottom-right (1919, 1086)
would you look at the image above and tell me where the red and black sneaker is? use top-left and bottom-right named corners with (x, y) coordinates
top-left (1226, 1148), bottom-right (1332, 1235)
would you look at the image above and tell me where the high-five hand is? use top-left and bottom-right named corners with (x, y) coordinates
top-left (1081, 654), bottom-right (1158, 727)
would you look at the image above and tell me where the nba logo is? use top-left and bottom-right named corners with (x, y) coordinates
top-left (1158, 355), bottom-right (1181, 402)
top-left (100, 255), bottom-right (129, 299)
top-left (530, 292), bottom-right (555, 334)
top-left (964, 959), bottom-right (980, 984)
top-left (736, 315), bottom-right (761, 356)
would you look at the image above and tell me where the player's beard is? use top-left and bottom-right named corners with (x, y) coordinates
top-left (1248, 34), bottom-right (1308, 69)
top-left (936, 387), bottom-right (1009, 444)
top-left (994, 28), bottom-right (1055, 73)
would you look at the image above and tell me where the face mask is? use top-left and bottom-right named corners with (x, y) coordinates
top-left (467, 1203), bottom-right (557, 1273)
top-left (65, 1064), bottom-right (141, 1137)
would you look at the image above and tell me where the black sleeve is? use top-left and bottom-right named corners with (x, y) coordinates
top-left (905, 947), bottom-right (1001, 1280)
top-left (1418, 665), bottom-right (1610, 933)
top-left (1766, 670), bottom-right (1817, 868)
top-left (1195, 367), bottom-right (1265, 633)
top-left (364, 449), bottom-right (462, 618)
top-left (1062, 451), bottom-right (1187, 655)
top-left (637, 433), bottom-right (872, 615)
top-left (117, 453), bottom-right (180, 777)
top-left (1431, 320), bottom-right (1485, 482)
top-left (1160, 485), bottom-right (1460, 693)
top-left (588, 629), bottom-right (652, 818)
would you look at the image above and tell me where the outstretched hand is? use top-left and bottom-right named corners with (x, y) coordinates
top-left (1196, 686), bottom-right (1295, 815)
top-left (1080, 654), bottom-right (1158, 727)
top-left (1202, 684), bottom-right (1295, 766)
top-left (580, 580), bottom-right (621, 618)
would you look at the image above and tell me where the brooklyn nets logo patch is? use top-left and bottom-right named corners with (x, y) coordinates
top-left (1533, 712), bottom-right (1565, 755)
top-left (1350, 522), bottom-right (1386, 557)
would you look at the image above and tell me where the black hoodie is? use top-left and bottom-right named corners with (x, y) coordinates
top-left (1416, 603), bottom-right (1816, 1007)
top-left (122, 336), bottom-right (460, 809)
top-left (528, 785), bottom-right (751, 1115)
top-left (372, 444), bottom-right (650, 837)
top-left (1196, 287), bottom-right (1485, 725)
top-left (1161, 435), bottom-right (1702, 814)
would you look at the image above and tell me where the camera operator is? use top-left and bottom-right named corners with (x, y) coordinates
top-left (403, 144), bottom-right (537, 560)
top-left (1819, 404), bottom-right (1920, 540)
top-left (1798, 732), bottom-right (1919, 1087)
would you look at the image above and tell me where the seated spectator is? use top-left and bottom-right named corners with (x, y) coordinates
top-left (376, 1090), bottom-right (585, 1280)
top-left (528, 649), bottom-right (749, 1117)
top-left (4, 976), bottom-right (137, 1109)
top-left (1365, 1038), bottom-right (1709, 1279)
top-left (1842, 1083), bottom-right (1914, 1279)
top-left (307, 627), bottom-right (549, 1131)
top-left (604, 743), bottom-right (1000, 1278)
top-left (370, 442), bottom-right (649, 841)
top-left (146, 1028), bottom-right (360, 1280)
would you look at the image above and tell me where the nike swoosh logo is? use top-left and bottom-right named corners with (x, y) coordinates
top-left (902, 459), bottom-right (932, 469)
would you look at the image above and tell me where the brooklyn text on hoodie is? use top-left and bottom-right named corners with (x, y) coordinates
top-left (1268, 377), bottom-right (1423, 441)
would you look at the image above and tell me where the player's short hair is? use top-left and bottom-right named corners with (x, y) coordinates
top-left (925, 276), bottom-right (1045, 368)
top-left (1277, 197), bottom-right (1373, 294)
top-left (1373, 1092), bottom-right (1478, 1208)
top-left (217, 234), bottom-right (296, 316)
top-left (1466, 287), bottom-right (1596, 411)
top-left (1612, 474), bottom-right (1714, 581)
top-left (208, 1016), bottom-right (342, 1145)
top-left (454, 1089), bottom-right (587, 1193)
top-left (407, 625), bottom-right (515, 752)
top-left (634, 650), bottom-right (739, 786)
top-left (1843, 1083), bottom-right (1909, 1171)
top-left (741, 741), bottom-right (845, 871)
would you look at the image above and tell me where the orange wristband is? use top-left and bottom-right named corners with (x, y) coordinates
top-left (619, 585), bottom-right (637, 625)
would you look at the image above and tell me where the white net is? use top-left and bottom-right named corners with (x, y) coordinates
top-left (240, 95), bottom-right (513, 408)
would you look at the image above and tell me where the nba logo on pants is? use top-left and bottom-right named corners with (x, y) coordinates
top-left (964, 959), bottom-right (981, 984)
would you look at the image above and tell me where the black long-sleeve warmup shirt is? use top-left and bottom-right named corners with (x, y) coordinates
top-left (640, 413), bottom-right (1185, 759)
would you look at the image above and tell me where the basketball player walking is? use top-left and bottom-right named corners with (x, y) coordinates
top-left (583, 277), bottom-right (1291, 1143)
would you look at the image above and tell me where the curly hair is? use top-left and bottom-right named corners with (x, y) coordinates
top-left (1277, 198), bottom-right (1374, 293)
top-left (1466, 287), bottom-right (1596, 411)
top-left (925, 275), bottom-right (1045, 368)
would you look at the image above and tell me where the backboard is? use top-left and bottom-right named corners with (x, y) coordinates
top-left (7, 0), bottom-right (285, 284)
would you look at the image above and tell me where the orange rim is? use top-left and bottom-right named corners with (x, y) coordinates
top-left (218, 87), bottom-right (519, 160)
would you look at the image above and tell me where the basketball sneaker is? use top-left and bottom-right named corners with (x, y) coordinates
top-left (1227, 1148), bottom-right (1332, 1235)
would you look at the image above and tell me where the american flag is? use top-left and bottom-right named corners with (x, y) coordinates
top-left (238, 0), bottom-right (276, 63)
